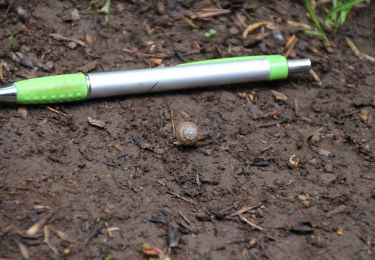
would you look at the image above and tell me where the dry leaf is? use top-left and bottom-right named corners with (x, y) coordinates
top-left (287, 20), bottom-right (311, 30)
top-left (297, 194), bottom-right (310, 206)
top-left (346, 37), bottom-right (375, 63)
top-left (87, 116), bottom-right (106, 128)
top-left (337, 227), bottom-right (344, 236)
top-left (142, 243), bottom-right (163, 257)
top-left (26, 214), bottom-right (51, 236)
top-left (243, 21), bottom-right (273, 38)
top-left (359, 108), bottom-right (369, 122)
top-left (271, 90), bottom-right (288, 102)
top-left (318, 149), bottom-right (332, 157)
top-left (85, 34), bottom-right (93, 44)
top-left (289, 154), bottom-right (300, 167)
top-left (49, 225), bottom-right (77, 244)
top-left (17, 242), bottom-right (29, 259)
top-left (150, 58), bottom-right (163, 66)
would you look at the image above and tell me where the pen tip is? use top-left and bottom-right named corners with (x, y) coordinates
top-left (288, 59), bottom-right (311, 74)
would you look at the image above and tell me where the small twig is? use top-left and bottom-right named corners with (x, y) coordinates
top-left (166, 190), bottom-right (198, 205)
top-left (229, 204), bottom-right (262, 217)
top-left (361, 175), bottom-right (375, 180)
top-left (239, 214), bottom-right (263, 231)
top-left (309, 69), bottom-right (322, 86)
top-left (287, 20), bottom-right (311, 30)
top-left (0, 60), bottom-right (4, 82)
top-left (178, 211), bottom-right (192, 225)
top-left (44, 225), bottom-right (59, 255)
top-left (257, 118), bottom-right (286, 128)
top-left (170, 110), bottom-right (176, 136)
top-left (1, 0), bottom-right (14, 22)
top-left (346, 37), bottom-right (375, 63)
top-left (80, 220), bottom-right (104, 246)
top-left (49, 33), bottom-right (88, 48)
top-left (49, 225), bottom-right (77, 244)
top-left (122, 48), bottom-right (166, 58)
top-left (46, 106), bottom-right (68, 116)
top-left (192, 8), bottom-right (231, 19)
top-left (243, 21), bottom-right (273, 38)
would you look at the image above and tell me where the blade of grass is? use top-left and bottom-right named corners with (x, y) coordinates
top-left (326, 0), bottom-right (363, 23)
top-left (305, 0), bottom-right (329, 42)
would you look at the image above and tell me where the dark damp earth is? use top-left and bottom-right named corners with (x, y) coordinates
top-left (0, 0), bottom-right (374, 259)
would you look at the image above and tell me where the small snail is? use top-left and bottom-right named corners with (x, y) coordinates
top-left (175, 121), bottom-right (209, 146)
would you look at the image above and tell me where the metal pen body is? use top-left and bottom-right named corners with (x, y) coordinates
top-left (88, 59), bottom-right (271, 98)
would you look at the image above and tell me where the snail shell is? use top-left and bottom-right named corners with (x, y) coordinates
top-left (175, 121), bottom-right (199, 145)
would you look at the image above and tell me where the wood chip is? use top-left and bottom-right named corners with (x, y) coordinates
top-left (149, 58), bottom-right (163, 66)
top-left (78, 61), bottom-right (98, 73)
top-left (239, 214), bottom-right (263, 231)
top-left (297, 194), bottom-right (310, 206)
top-left (87, 116), bottom-right (106, 128)
top-left (271, 90), bottom-right (288, 102)
top-left (326, 205), bottom-right (346, 217)
top-left (84, 33), bottom-right (93, 44)
top-left (17, 241), bottom-right (29, 259)
top-left (284, 35), bottom-right (298, 57)
top-left (18, 107), bottom-right (28, 119)
top-left (243, 21), bottom-right (273, 38)
top-left (182, 16), bottom-right (198, 29)
top-left (317, 149), bottom-right (332, 157)
top-left (359, 108), bottom-right (369, 122)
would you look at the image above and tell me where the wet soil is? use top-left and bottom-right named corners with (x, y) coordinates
top-left (0, 0), bottom-right (374, 259)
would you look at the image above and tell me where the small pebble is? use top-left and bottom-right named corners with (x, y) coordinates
top-left (272, 30), bottom-right (284, 42)
top-left (70, 9), bottom-right (80, 21)
top-left (324, 161), bottom-right (334, 172)
top-left (16, 6), bottom-right (29, 21)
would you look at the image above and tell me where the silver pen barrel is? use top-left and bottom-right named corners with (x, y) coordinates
top-left (88, 59), bottom-right (271, 98)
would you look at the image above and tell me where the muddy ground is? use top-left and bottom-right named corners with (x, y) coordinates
top-left (0, 0), bottom-right (374, 259)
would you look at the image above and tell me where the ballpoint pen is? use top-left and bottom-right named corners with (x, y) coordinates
top-left (0, 55), bottom-right (311, 104)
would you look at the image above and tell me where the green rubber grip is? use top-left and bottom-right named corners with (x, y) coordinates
top-left (15, 73), bottom-right (88, 104)
top-left (179, 55), bottom-right (288, 80)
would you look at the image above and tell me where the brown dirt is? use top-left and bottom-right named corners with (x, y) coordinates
top-left (0, 0), bottom-right (374, 259)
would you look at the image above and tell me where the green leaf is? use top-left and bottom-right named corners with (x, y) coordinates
top-left (326, 0), bottom-right (363, 22)
top-left (305, 0), bottom-right (328, 42)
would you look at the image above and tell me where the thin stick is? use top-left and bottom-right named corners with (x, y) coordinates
top-left (239, 214), bottom-right (263, 231)
top-left (230, 204), bottom-right (262, 217)
top-left (309, 69), bottom-right (322, 86)
top-left (166, 190), bottom-right (198, 205)
top-left (49, 33), bottom-right (88, 48)
top-left (170, 110), bottom-right (176, 136)
top-left (46, 106), bottom-right (68, 116)
top-left (0, 60), bottom-right (4, 82)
